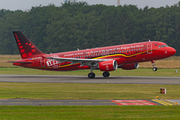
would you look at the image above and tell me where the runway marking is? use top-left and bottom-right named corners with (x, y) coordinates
top-left (116, 103), bottom-right (156, 105)
top-left (111, 100), bottom-right (157, 105)
top-left (99, 102), bottom-right (114, 103)
top-left (166, 100), bottom-right (180, 105)
top-left (39, 102), bottom-right (63, 103)
top-left (152, 99), bottom-right (176, 106)
top-left (111, 100), bottom-right (150, 103)
top-left (9, 102), bottom-right (32, 104)
top-left (69, 102), bottom-right (92, 103)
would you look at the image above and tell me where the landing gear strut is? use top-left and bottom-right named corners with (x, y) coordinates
top-left (88, 67), bottom-right (95, 79)
top-left (103, 71), bottom-right (110, 78)
top-left (151, 61), bottom-right (157, 71)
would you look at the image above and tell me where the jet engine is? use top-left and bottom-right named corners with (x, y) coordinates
top-left (98, 60), bottom-right (118, 71)
top-left (121, 63), bottom-right (139, 70)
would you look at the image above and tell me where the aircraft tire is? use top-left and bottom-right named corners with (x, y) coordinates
top-left (103, 71), bottom-right (110, 78)
top-left (153, 67), bottom-right (157, 71)
top-left (88, 73), bottom-right (95, 79)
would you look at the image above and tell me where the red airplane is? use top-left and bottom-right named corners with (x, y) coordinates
top-left (9, 31), bottom-right (176, 78)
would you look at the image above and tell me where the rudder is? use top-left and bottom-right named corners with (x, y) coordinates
top-left (13, 31), bottom-right (44, 59)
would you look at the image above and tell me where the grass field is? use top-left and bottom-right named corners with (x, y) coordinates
top-left (0, 83), bottom-right (180, 100)
top-left (0, 106), bottom-right (180, 119)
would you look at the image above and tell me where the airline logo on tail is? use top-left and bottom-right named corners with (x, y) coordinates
top-left (13, 31), bottom-right (44, 59)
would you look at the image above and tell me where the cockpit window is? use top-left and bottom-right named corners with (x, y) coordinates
top-left (159, 45), bottom-right (169, 48)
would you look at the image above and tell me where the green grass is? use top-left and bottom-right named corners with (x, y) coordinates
top-left (0, 106), bottom-right (180, 120)
top-left (0, 67), bottom-right (180, 76)
top-left (0, 83), bottom-right (180, 100)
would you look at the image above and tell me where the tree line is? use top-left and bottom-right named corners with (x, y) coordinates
top-left (0, 1), bottom-right (180, 55)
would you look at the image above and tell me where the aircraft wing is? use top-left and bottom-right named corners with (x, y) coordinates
top-left (46, 57), bottom-right (112, 66)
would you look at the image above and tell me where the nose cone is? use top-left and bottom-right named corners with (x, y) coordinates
top-left (168, 47), bottom-right (176, 56)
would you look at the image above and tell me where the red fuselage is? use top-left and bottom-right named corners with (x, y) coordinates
top-left (14, 41), bottom-right (176, 71)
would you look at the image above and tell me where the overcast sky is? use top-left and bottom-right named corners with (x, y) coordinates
top-left (1, 0), bottom-right (180, 11)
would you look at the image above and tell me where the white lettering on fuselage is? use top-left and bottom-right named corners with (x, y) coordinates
top-left (46, 60), bottom-right (59, 67)
top-left (61, 44), bottom-right (145, 57)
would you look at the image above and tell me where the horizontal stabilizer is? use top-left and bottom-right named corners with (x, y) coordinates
top-left (6, 61), bottom-right (32, 64)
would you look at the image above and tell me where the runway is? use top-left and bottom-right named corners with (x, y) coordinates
top-left (0, 75), bottom-right (180, 84)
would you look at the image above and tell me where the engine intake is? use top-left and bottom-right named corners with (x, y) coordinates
top-left (121, 63), bottom-right (139, 70)
top-left (99, 60), bottom-right (118, 71)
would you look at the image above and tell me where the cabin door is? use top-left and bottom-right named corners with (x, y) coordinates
top-left (147, 43), bottom-right (152, 54)
top-left (40, 58), bottom-right (46, 67)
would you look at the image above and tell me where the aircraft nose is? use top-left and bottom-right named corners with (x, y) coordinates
top-left (167, 47), bottom-right (176, 56)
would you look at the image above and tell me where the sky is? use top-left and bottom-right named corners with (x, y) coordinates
top-left (0, 0), bottom-right (180, 11)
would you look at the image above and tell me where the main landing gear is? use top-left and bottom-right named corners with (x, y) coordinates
top-left (88, 73), bottom-right (95, 79)
top-left (88, 67), bottom-right (110, 78)
top-left (103, 71), bottom-right (110, 78)
top-left (88, 67), bottom-right (95, 79)
top-left (151, 61), bottom-right (157, 71)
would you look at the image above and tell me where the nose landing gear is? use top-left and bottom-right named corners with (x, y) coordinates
top-left (151, 61), bottom-right (157, 71)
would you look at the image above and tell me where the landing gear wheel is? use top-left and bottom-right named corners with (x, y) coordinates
top-left (153, 67), bottom-right (157, 71)
top-left (103, 72), bottom-right (110, 78)
top-left (88, 73), bottom-right (95, 79)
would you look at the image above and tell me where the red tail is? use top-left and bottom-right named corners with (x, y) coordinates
top-left (13, 31), bottom-right (44, 59)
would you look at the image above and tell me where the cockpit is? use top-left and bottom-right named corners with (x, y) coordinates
top-left (158, 45), bottom-right (169, 48)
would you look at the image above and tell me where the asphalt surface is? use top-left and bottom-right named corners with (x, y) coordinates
top-left (0, 75), bottom-right (180, 84)
top-left (0, 99), bottom-right (162, 106)
top-left (0, 99), bottom-right (179, 106)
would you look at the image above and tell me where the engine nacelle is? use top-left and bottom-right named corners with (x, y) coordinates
top-left (99, 60), bottom-right (118, 71)
top-left (121, 63), bottom-right (139, 70)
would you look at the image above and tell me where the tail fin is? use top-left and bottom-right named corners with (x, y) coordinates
top-left (13, 31), bottom-right (44, 59)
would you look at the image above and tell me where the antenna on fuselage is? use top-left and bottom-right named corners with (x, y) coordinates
top-left (77, 48), bottom-right (79, 51)
top-left (148, 39), bottom-right (151, 42)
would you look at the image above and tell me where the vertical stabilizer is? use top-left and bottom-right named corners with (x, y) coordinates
top-left (13, 31), bottom-right (44, 59)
